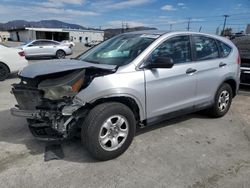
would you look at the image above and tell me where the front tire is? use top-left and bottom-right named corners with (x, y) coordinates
top-left (0, 62), bottom-right (10, 81)
top-left (81, 102), bottom-right (136, 161)
top-left (56, 50), bottom-right (66, 59)
top-left (207, 83), bottom-right (233, 117)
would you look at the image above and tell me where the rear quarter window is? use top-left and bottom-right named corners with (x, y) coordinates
top-left (218, 41), bottom-right (232, 58)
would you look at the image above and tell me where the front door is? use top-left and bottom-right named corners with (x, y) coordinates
top-left (144, 35), bottom-right (197, 119)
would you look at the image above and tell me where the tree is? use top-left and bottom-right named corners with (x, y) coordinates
top-left (221, 27), bottom-right (233, 36)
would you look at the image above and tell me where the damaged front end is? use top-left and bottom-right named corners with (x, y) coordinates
top-left (10, 59), bottom-right (117, 140)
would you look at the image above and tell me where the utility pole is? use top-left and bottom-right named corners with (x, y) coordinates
top-left (169, 24), bottom-right (172, 31)
top-left (222, 15), bottom-right (229, 36)
top-left (199, 26), bottom-right (202, 32)
top-left (121, 21), bottom-right (124, 33)
top-left (125, 22), bottom-right (129, 31)
top-left (187, 18), bottom-right (191, 31)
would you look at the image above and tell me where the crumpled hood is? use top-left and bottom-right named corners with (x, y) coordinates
top-left (19, 59), bottom-right (117, 78)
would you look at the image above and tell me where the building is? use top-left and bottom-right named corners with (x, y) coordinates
top-left (0, 31), bottom-right (10, 42)
top-left (246, 24), bottom-right (250, 34)
top-left (8, 27), bottom-right (104, 44)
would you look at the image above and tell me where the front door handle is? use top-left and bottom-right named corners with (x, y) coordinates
top-left (186, 68), bottom-right (197, 75)
top-left (219, 62), bottom-right (227, 67)
top-left (39, 46), bottom-right (43, 48)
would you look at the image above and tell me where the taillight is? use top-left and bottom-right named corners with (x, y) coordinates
top-left (237, 54), bottom-right (241, 65)
top-left (18, 51), bottom-right (25, 57)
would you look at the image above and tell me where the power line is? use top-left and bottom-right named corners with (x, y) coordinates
top-left (187, 18), bottom-right (191, 31)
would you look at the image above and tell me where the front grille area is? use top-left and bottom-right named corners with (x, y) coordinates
top-left (12, 84), bottom-right (43, 110)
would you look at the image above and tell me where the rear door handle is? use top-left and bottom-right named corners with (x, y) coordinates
top-left (219, 62), bottom-right (227, 67)
top-left (186, 68), bottom-right (197, 75)
top-left (39, 46), bottom-right (43, 48)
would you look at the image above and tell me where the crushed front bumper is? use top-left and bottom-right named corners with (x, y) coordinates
top-left (10, 108), bottom-right (42, 119)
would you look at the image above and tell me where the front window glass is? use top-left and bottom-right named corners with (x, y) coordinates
top-left (30, 41), bottom-right (40, 46)
top-left (78, 33), bottom-right (159, 66)
top-left (149, 35), bottom-right (192, 64)
top-left (194, 36), bottom-right (219, 61)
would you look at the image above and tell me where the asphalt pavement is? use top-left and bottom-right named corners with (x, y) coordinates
top-left (0, 42), bottom-right (250, 188)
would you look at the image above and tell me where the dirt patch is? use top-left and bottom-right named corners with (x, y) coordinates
top-left (188, 161), bottom-right (250, 188)
top-left (0, 152), bottom-right (30, 173)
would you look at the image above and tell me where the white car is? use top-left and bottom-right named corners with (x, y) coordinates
top-left (60, 40), bottom-right (75, 48)
top-left (0, 44), bottom-right (28, 81)
top-left (17, 40), bottom-right (73, 59)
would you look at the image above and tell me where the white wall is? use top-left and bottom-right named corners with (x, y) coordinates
top-left (9, 30), bottom-right (36, 42)
top-left (9, 29), bottom-right (104, 43)
top-left (69, 31), bottom-right (104, 44)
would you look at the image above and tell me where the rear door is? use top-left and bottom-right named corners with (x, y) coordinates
top-left (38, 41), bottom-right (58, 56)
top-left (144, 35), bottom-right (197, 118)
top-left (192, 35), bottom-right (229, 107)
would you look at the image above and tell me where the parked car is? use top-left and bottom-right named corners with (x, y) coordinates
top-left (16, 39), bottom-right (72, 59)
top-left (60, 40), bottom-right (75, 48)
top-left (232, 35), bottom-right (250, 85)
top-left (85, 40), bottom-right (101, 47)
top-left (0, 44), bottom-right (28, 81)
top-left (11, 31), bottom-right (240, 160)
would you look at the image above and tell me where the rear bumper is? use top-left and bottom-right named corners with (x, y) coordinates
top-left (64, 48), bottom-right (73, 55)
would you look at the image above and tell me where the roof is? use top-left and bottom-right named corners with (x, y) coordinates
top-left (25, 27), bottom-right (67, 32)
top-left (8, 27), bottom-right (104, 33)
top-left (126, 30), bottom-right (170, 35)
top-left (125, 30), bottom-right (228, 39)
top-left (64, 29), bottom-right (104, 33)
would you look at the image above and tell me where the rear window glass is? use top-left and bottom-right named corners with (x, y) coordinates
top-left (193, 35), bottom-right (219, 61)
top-left (218, 41), bottom-right (231, 58)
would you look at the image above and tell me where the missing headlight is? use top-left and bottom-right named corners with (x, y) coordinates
top-left (38, 69), bottom-right (85, 100)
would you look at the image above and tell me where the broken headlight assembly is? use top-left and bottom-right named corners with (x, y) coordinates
top-left (38, 70), bottom-right (85, 100)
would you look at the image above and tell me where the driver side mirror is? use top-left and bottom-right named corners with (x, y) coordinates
top-left (27, 44), bottom-right (33, 47)
top-left (146, 56), bottom-right (174, 69)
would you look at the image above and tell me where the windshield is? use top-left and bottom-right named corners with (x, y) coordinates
top-left (78, 33), bottom-right (159, 66)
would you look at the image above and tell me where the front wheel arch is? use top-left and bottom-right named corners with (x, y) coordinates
top-left (89, 96), bottom-right (142, 123)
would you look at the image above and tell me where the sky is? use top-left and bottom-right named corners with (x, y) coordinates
top-left (0, 0), bottom-right (250, 33)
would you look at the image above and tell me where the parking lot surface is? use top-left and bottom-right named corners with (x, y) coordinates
top-left (0, 44), bottom-right (250, 187)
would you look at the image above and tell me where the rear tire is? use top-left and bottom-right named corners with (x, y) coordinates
top-left (0, 62), bottom-right (10, 81)
top-left (81, 102), bottom-right (136, 161)
top-left (206, 83), bottom-right (233, 118)
top-left (56, 50), bottom-right (66, 59)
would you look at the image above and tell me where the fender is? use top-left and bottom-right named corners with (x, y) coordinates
top-left (88, 93), bottom-right (146, 121)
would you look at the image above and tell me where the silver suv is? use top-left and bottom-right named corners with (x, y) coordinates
top-left (11, 31), bottom-right (240, 160)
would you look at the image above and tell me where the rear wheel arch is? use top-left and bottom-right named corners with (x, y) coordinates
top-left (0, 61), bottom-right (11, 80)
top-left (0, 61), bottom-right (10, 71)
top-left (56, 49), bottom-right (66, 59)
top-left (223, 79), bottom-right (237, 97)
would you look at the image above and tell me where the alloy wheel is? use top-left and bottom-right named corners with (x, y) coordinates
top-left (218, 90), bottom-right (230, 111)
top-left (99, 115), bottom-right (129, 151)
